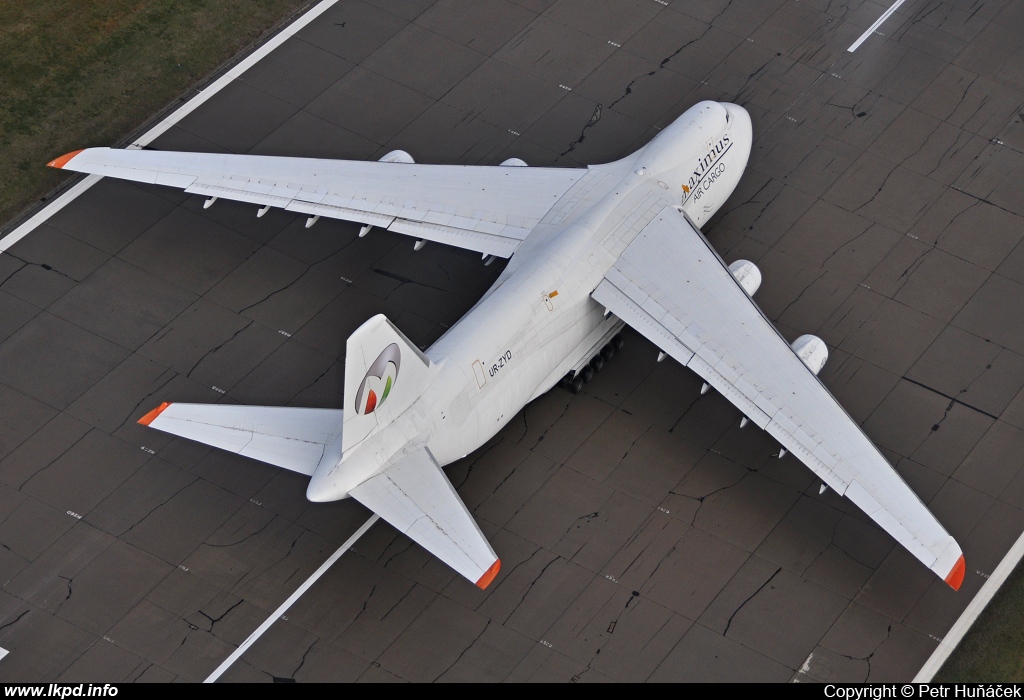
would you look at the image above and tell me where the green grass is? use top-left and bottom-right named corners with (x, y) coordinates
top-left (935, 561), bottom-right (1024, 681)
top-left (0, 0), bottom-right (310, 228)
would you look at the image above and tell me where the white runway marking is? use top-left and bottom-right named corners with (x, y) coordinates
top-left (204, 515), bottom-right (379, 683)
top-left (0, 0), bottom-right (344, 254)
top-left (915, 526), bottom-right (1024, 681)
top-left (847, 0), bottom-right (907, 52)
top-left (0, 646), bottom-right (8, 662)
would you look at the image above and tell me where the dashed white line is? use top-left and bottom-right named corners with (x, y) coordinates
top-left (847, 0), bottom-right (907, 52)
top-left (204, 514), bottom-right (379, 683)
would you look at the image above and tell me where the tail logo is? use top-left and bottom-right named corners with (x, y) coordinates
top-left (355, 344), bottom-right (401, 415)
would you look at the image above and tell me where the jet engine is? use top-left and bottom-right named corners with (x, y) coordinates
top-left (791, 335), bottom-right (828, 375)
top-left (728, 260), bottom-right (761, 296)
top-left (379, 150), bottom-right (414, 164)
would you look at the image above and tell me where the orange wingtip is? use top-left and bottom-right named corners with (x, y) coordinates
top-left (138, 402), bottom-right (171, 426)
top-left (47, 149), bottom-right (84, 169)
top-left (475, 559), bottom-right (501, 590)
top-left (945, 555), bottom-right (966, 591)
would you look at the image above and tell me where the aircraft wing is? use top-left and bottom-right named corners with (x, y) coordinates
top-left (349, 446), bottom-right (500, 589)
top-left (49, 148), bottom-right (586, 258)
top-left (591, 205), bottom-right (966, 589)
top-left (138, 402), bottom-right (344, 476)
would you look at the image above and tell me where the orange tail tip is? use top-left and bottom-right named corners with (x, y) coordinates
top-left (475, 559), bottom-right (501, 590)
top-left (138, 402), bottom-right (171, 427)
top-left (47, 149), bottom-right (85, 169)
top-left (945, 555), bottom-right (966, 591)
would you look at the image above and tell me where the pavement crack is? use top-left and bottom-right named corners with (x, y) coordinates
top-left (291, 639), bottom-right (317, 679)
top-left (117, 370), bottom-right (178, 433)
top-left (452, 439), bottom-right (502, 489)
top-left (186, 319), bottom-right (253, 379)
top-left (724, 567), bottom-right (782, 635)
top-left (901, 377), bottom-right (998, 420)
top-left (238, 271), bottom-right (305, 315)
top-left (560, 103), bottom-right (602, 157)
top-left (569, 11), bottom-right (724, 148)
top-left (0, 610), bottom-right (29, 632)
top-left (205, 514), bottom-right (274, 548)
top-left (197, 598), bottom-right (244, 630)
top-left (854, 165), bottom-right (899, 213)
top-left (1, 252), bottom-right (77, 282)
top-left (381, 539), bottom-right (416, 569)
top-left (934, 200), bottom-right (979, 248)
top-left (529, 400), bottom-right (572, 445)
top-left (949, 185), bottom-right (1020, 217)
top-left (434, 620), bottom-right (490, 681)
top-left (380, 584), bottom-right (416, 621)
top-left (619, 426), bottom-right (650, 463)
top-left (350, 582), bottom-right (378, 625)
top-left (0, 260), bottom-right (28, 286)
top-left (19, 431), bottom-right (91, 491)
top-left (510, 554), bottom-right (560, 618)
top-left (292, 360), bottom-right (335, 398)
top-left (775, 269), bottom-right (827, 320)
top-left (373, 267), bottom-right (452, 295)
top-left (123, 478), bottom-right (196, 536)
top-left (671, 467), bottom-right (756, 524)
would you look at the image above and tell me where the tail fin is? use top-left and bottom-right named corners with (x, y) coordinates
top-left (342, 314), bottom-right (434, 455)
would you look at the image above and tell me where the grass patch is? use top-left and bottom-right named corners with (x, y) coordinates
top-left (936, 561), bottom-right (1024, 681)
top-left (0, 0), bottom-right (310, 227)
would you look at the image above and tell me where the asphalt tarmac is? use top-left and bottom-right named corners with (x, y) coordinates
top-left (1, 0), bottom-right (1023, 683)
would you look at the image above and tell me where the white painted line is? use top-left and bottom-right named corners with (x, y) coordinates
top-left (204, 514), bottom-right (379, 683)
top-left (0, 0), bottom-right (344, 254)
top-left (847, 0), bottom-right (907, 52)
top-left (914, 526), bottom-right (1024, 681)
top-left (0, 646), bottom-right (8, 662)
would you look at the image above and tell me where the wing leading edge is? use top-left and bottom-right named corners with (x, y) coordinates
top-left (50, 148), bottom-right (587, 258)
top-left (592, 206), bottom-right (965, 589)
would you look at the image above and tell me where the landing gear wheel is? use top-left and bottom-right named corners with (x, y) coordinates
top-left (601, 344), bottom-right (615, 361)
top-left (590, 355), bottom-right (605, 372)
top-left (612, 334), bottom-right (625, 351)
top-left (581, 366), bottom-right (595, 383)
top-left (571, 376), bottom-right (585, 393)
top-left (558, 373), bottom-right (573, 389)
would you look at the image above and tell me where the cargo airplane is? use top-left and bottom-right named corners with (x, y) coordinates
top-left (49, 101), bottom-right (965, 591)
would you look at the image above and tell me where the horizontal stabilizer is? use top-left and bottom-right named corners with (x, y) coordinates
top-left (139, 403), bottom-right (344, 476)
top-left (350, 446), bottom-right (500, 589)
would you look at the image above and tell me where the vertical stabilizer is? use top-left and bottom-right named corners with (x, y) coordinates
top-left (342, 314), bottom-right (434, 455)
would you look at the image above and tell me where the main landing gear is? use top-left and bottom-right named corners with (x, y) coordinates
top-left (559, 334), bottom-right (625, 394)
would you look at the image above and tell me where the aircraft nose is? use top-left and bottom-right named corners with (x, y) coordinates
top-left (722, 103), bottom-right (752, 138)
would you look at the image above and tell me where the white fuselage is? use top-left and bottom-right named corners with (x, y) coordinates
top-left (307, 101), bottom-right (753, 501)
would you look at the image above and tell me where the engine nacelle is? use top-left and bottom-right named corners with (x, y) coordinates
top-left (728, 260), bottom-right (761, 296)
top-left (500, 157), bottom-right (528, 167)
top-left (792, 335), bottom-right (828, 375)
top-left (379, 150), bottom-right (414, 164)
